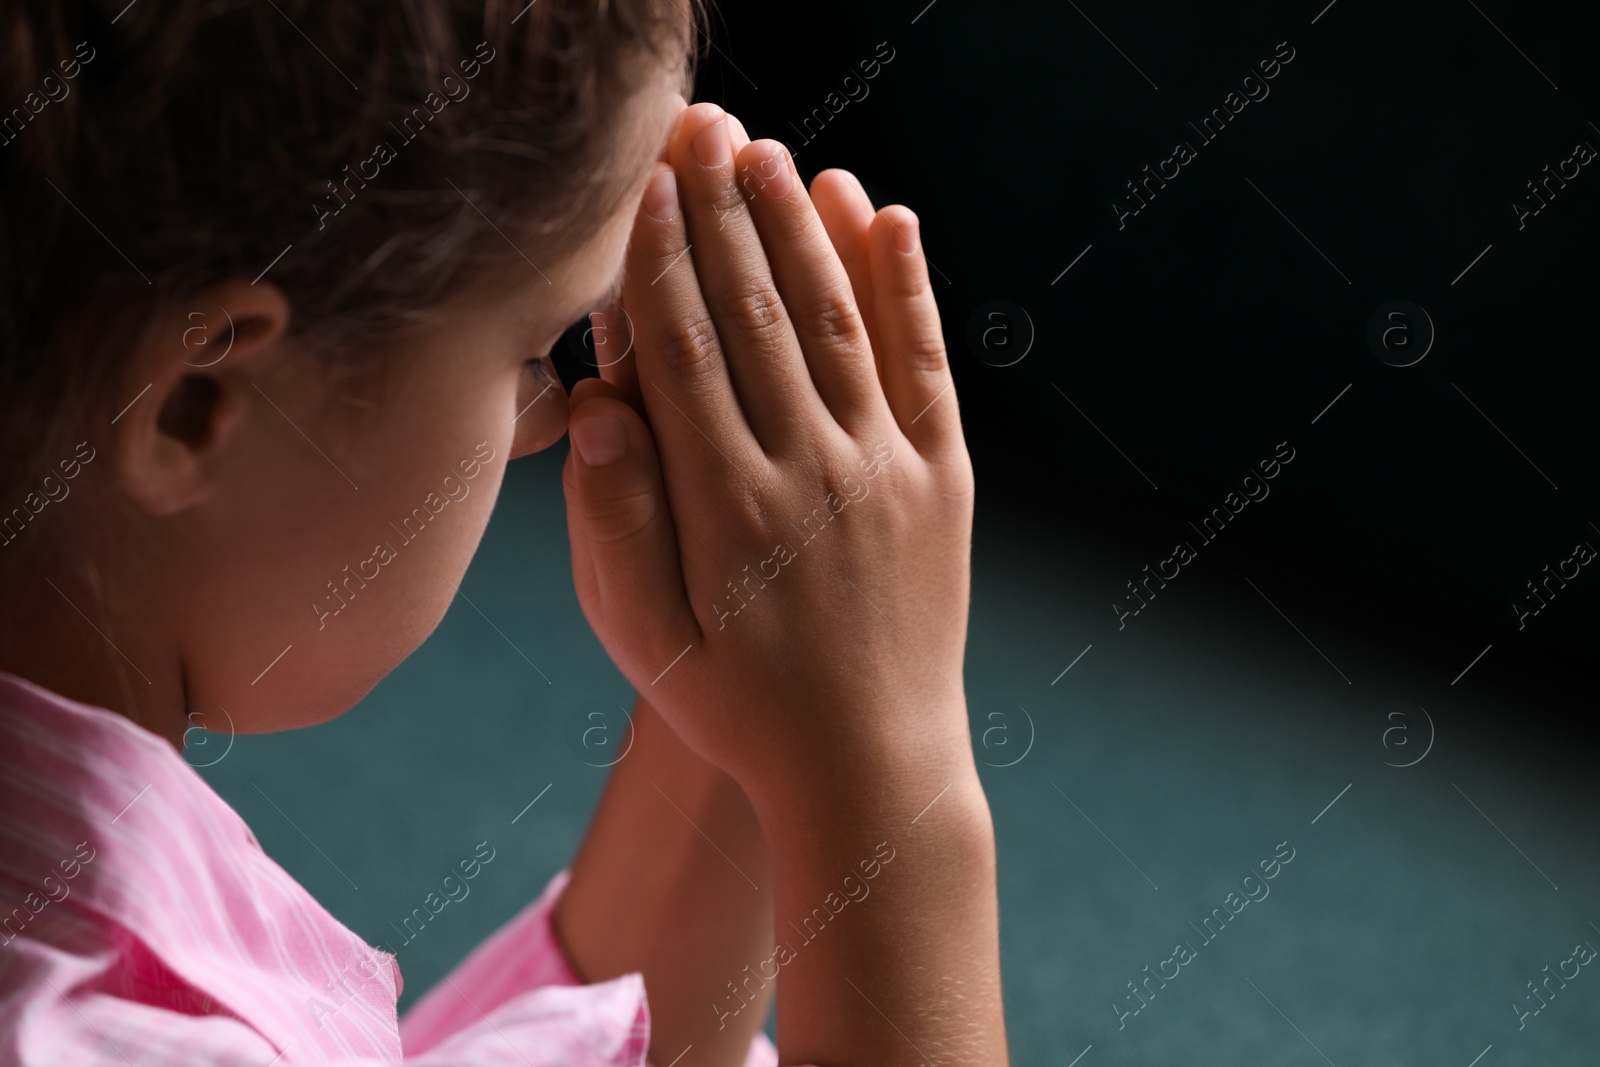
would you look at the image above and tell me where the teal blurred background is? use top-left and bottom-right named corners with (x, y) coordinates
top-left (201, 444), bottom-right (1600, 1066)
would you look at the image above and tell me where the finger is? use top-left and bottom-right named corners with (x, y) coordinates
top-left (811, 168), bottom-right (882, 378)
top-left (594, 306), bottom-right (642, 413)
top-left (596, 91), bottom-right (687, 416)
top-left (596, 106), bottom-right (740, 415)
top-left (727, 114), bottom-right (751, 153)
top-left (662, 93), bottom-right (690, 161)
top-left (624, 158), bottom-right (764, 495)
top-left (738, 141), bottom-right (886, 432)
top-left (868, 205), bottom-right (961, 455)
top-left (668, 102), bottom-right (830, 452)
top-left (563, 379), bottom-right (701, 653)
top-left (597, 96), bottom-right (686, 412)
top-left (562, 443), bottom-right (599, 614)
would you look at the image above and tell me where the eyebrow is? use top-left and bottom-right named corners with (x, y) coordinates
top-left (565, 262), bottom-right (626, 327)
top-left (563, 260), bottom-right (624, 327)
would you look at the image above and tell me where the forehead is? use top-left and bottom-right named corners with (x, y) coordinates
top-left (548, 64), bottom-right (683, 322)
top-left (543, 182), bottom-right (639, 329)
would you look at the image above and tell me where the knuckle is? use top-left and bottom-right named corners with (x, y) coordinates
top-left (718, 280), bottom-right (789, 341)
top-left (700, 471), bottom-right (779, 559)
top-left (651, 312), bottom-right (721, 377)
top-left (581, 485), bottom-right (661, 544)
top-left (795, 291), bottom-right (865, 353)
top-left (902, 327), bottom-right (950, 374)
top-left (711, 180), bottom-right (752, 219)
top-left (738, 462), bottom-right (783, 521)
top-left (793, 435), bottom-right (868, 507)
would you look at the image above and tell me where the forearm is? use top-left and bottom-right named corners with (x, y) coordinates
top-left (746, 721), bottom-right (1009, 1067)
top-left (554, 695), bottom-right (774, 1067)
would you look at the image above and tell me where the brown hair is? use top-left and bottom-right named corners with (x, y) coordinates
top-left (0, 0), bottom-right (703, 517)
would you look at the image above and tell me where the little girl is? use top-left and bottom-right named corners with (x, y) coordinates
top-left (0, 2), bottom-right (1007, 1065)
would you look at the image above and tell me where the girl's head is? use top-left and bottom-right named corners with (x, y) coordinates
top-left (0, 1), bottom-right (699, 741)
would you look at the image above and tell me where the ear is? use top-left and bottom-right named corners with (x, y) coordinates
top-left (113, 280), bottom-right (291, 516)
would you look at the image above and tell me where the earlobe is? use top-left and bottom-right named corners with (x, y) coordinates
top-left (112, 280), bottom-right (290, 517)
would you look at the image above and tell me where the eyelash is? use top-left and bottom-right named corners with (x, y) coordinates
top-left (525, 336), bottom-right (563, 367)
top-left (530, 314), bottom-right (598, 369)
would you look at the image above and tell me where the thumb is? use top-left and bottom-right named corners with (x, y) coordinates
top-left (562, 381), bottom-right (699, 659)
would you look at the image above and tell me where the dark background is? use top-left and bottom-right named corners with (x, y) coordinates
top-left (639, 0), bottom-right (1597, 702)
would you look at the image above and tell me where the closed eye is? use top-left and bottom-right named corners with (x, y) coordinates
top-left (525, 333), bottom-right (565, 368)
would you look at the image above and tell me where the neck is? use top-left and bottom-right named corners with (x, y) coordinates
top-left (0, 549), bottom-right (186, 751)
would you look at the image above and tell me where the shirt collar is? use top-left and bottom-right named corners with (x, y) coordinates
top-left (0, 668), bottom-right (405, 1061)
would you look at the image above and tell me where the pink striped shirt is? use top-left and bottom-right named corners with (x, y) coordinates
top-left (0, 669), bottom-right (781, 1066)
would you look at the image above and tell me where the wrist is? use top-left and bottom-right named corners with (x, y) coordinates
top-left (629, 695), bottom-right (744, 801)
top-left (742, 726), bottom-right (990, 851)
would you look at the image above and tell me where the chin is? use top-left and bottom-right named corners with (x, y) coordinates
top-left (219, 628), bottom-right (426, 735)
top-left (230, 683), bottom-right (374, 734)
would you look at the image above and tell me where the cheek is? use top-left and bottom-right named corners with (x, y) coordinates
top-left (182, 377), bottom-right (517, 732)
top-left (510, 360), bottom-right (573, 458)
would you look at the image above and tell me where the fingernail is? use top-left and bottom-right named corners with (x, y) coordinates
top-left (895, 213), bottom-right (920, 254)
top-left (571, 415), bottom-right (628, 466)
top-left (757, 145), bottom-right (793, 200)
top-left (644, 167), bottom-right (678, 222)
top-left (693, 117), bottom-right (731, 168)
